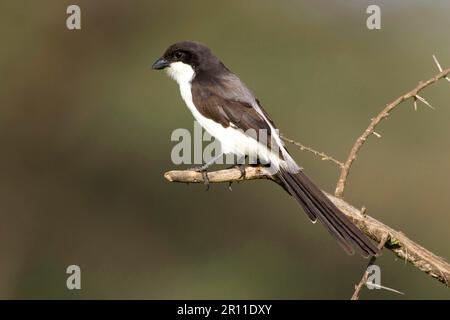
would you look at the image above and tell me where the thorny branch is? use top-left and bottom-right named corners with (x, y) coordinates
top-left (334, 58), bottom-right (450, 197)
top-left (164, 167), bottom-right (450, 288)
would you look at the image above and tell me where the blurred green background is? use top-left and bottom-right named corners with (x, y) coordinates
top-left (0, 0), bottom-right (449, 299)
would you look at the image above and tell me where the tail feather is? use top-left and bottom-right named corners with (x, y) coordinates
top-left (277, 167), bottom-right (379, 257)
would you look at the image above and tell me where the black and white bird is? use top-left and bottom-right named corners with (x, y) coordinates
top-left (152, 41), bottom-right (378, 257)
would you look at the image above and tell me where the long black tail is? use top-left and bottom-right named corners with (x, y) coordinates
top-left (277, 167), bottom-right (378, 257)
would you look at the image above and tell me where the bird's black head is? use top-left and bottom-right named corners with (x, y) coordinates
top-left (152, 41), bottom-right (225, 78)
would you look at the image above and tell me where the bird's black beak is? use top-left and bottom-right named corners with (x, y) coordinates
top-left (152, 57), bottom-right (169, 70)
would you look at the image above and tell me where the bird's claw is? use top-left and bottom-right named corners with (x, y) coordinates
top-left (188, 166), bottom-right (210, 191)
top-left (201, 170), bottom-right (210, 191)
top-left (236, 164), bottom-right (246, 179)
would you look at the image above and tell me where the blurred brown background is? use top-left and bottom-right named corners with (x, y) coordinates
top-left (0, 0), bottom-right (449, 299)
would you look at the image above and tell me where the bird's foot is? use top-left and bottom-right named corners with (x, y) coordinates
top-left (226, 164), bottom-right (247, 180)
top-left (187, 165), bottom-right (210, 191)
top-left (236, 164), bottom-right (246, 179)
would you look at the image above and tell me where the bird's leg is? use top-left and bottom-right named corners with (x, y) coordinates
top-left (188, 152), bottom-right (223, 191)
top-left (236, 164), bottom-right (246, 179)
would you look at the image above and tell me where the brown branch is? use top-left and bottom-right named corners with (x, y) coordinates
top-left (280, 135), bottom-right (344, 168)
top-left (164, 166), bottom-right (450, 287)
top-left (351, 233), bottom-right (389, 300)
top-left (334, 66), bottom-right (450, 197)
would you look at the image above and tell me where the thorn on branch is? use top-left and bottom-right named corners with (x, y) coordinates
top-left (360, 206), bottom-right (367, 217)
top-left (372, 131), bottom-right (382, 138)
top-left (433, 54), bottom-right (450, 83)
top-left (415, 94), bottom-right (435, 110)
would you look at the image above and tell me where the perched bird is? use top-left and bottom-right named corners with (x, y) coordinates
top-left (152, 41), bottom-right (378, 256)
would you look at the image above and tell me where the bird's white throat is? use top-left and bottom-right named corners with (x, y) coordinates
top-left (166, 61), bottom-right (195, 85)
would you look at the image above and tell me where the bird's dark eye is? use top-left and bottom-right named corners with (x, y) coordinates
top-left (174, 51), bottom-right (184, 59)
